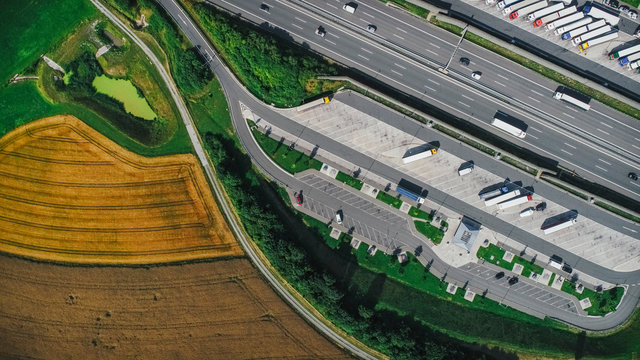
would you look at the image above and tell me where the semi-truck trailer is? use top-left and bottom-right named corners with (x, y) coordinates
top-left (510, 1), bottom-right (548, 20)
top-left (534, 5), bottom-right (576, 27)
top-left (396, 185), bottom-right (425, 204)
top-left (579, 31), bottom-right (618, 52)
top-left (528, 3), bottom-right (564, 21)
top-left (554, 16), bottom-right (592, 35)
top-left (619, 51), bottom-right (640, 66)
top-left (479, 186), bottom-right (509, 199)
top-left (629, 60), bottom-right (640, 70)
top-left (561, 19), bottom-right (606, 40)
top-left (541, 217), bottom-right (577, 235)
top-left (610, 44), bottom-right (640, 59)
top-left (546, 12), bottom-right (583, 31)
top-left (571, 25), bottom-right (612, 46)
top-left (553, 86), bottom-right (591, 110)
top-left (503, 0), bottom-right (538, 15)
top-left (485, 190), bottom-right (521, 207)
top-left (496, 194), bottom-right (533, 210)
top-left (491, 115), bottom-right (527, 138)
top-left (401, 147), bottom-right (437, 164)
top-left (583, 4), bottom-right (620, 26)
top-left (497, 0), bottom-right (520, 9)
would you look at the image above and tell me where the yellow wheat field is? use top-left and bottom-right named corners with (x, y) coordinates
top-left (0, 115), bottom-right (242, 264)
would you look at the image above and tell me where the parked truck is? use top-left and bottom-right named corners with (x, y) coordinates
top-left (553, 86), bottom-right (591, 110)
top-left (571, 25), bottom-right (612, 46)
top-left (579, 31), bottom-right (618, 52)
top-left (609, 44), bottom-right (640, 59)
top-left (535, 5), bottom-right (576, 27)
top-left (583, 4), bottom-right (620, 26)
top-left (502, 0), bottom-right (538, 15)
top-left (497, 0), bottom-right (522, 10)
top-left (554, 16), bottom-right (593, 35)
top-left (629, 60), bottom-right (640, 70)
top-left (619, 51), bottom-right (640, 66)
top-left (485, 190), bottom-right (521, 207)
top-left (528, 3), bottom-right (564, 22)
top-left (396, 185), bottom-right (425, 204)
top-left (546, 12), bottom-right (583, 31)
top-left (479, 186), bottom-right (509, 199)
top-left (496, 194), bottom-right (533, 210)
top-left (541, 217), bottom-right (577, 235)
top-left (510, 1), bottom-right (548, 20)
top-left (561, 19), bottom-right (606, 40)
top-left (401, 147), bottom-right (437, 164)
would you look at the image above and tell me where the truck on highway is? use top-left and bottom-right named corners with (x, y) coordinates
top-left (485, 190), bottom-right (521, 207)
top-left (610, 44), bottom-right (640, 59)
top-left (619, 50), bottom-right (640, 66)
top-left (578, 31), bottom-right (618, 52)
top-left (583, 4), bottom-right (620, 26)
top-left (510, 1), bottom-right (548, 20)
top-left (554, 16), bottom-right (593, 35)
top-left (401, 147), bottom-right (437, 164)
top-left (491, 113), bottom-right (527, 138)
top-left (541, 217), bottom-right (577, 235)
top-left (479, 186), bottom-right (509, 199)
top-left (571, 24), bottom-right (612, 46)
top-left (502, 0), bottom-right (538, 15)
top-left (528, 3), bottom-right (564, 22)
top-left (535, 5), bottom-right (577, 27)
top-left (553, 86), bottom-right (591, 110)
top-left (496, 194), bottom-right (533, 210)
top-left (546, 11), bottom-right (583, 31)
top-left (561, 19), bottom-right (606, 40)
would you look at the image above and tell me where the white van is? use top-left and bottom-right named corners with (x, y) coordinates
top-left (458, 165), bottom-right (474, 176)
top-left (343, 4), bottom-right (356, 13)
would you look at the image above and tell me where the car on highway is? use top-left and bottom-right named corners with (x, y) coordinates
top-left (336, 210), bottom-right (343, 224)
top-left (343, 3), bottom-right (357, 13)
top-left (260, 3), bottom-right (270, 13)
top-left (295, 193), bottom-right (303, 205)
top-left (315, 27), bottom-right (326, 38)
top-left (459, 57), bottom-right (470, 66)
top-left (471, 71), bottom-right (482, 80)
top-left (629, 172), bottom-right (638, 181)
top-left (508, 276), bottom-right (519, 285)
top-left (495, 271), bottom-right (505, 279)
top-left (366, 25), bottom-right (377, 33)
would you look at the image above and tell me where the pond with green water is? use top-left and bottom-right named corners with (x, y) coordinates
top-left (92, 75), bottom-right (156, 120)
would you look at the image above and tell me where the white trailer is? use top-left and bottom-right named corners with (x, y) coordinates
top-left (571, 25), bottom-right (611, 46)
top-left (535, 6), bottom-right (576, 27)
top-left (497, 0), bottom-right (522, 9)
top-left (496, 194), bottom-right (533, 210)
top-left (610, 44), bottom-right (640, 59)
top-left (546, 12), bottom-right (583, 31)
top-left (542, 218), bottom-right (577, 235)
top-left (583, 5), bottom-right (620, 26)
top-left (491, 117), bottom-right (527, 138)
top-left (510, 1), bottom-right (548, 20)
top-left (528, 3), bottom-right (564, 22)
top-left (554, 16), bottom-right (592, 35)
top-left (502, 0), bottom-right (538, 15)
top-left (485, 190), bottom-right (521, 207)
top-left (629, 60), bottom-right (640, 70)
top-left (561, 19), bottom-right (606, 40)
top-left (553, 87), bottom-right (591, 110)
top-left (401, 147), bottom-right (437, 164)
top-left (579, 31), bottom-right (618, 52)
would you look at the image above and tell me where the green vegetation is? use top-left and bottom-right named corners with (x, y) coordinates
top-left (414, 221), bottom-right (444, 245)
top-left (501, 155), bottom-right (538, 176)
top-left (0, 0), bottom-right (97, 83)
top-left (431, 16), bottom-right (640, 121)
top-left (250, 121), bottom-right (323, 174)
top-left (562, 282), bottom-right (624, 317)
top-left (476, 244), bottom-right (543, 278)
top-left (92, 75), bottom-right (157, 120)
top-left (408, 206), bottom-right (433, 221)
top-left (623, 0), bottom-right (640, 7)
top-left (335, 171), bottom-right (364, 190)
top-left (376, 191), bottom-right (403, 209)
top-left (379, 0), bottom-right (430, 18)
top-left (543, 177), bottom-right (589, 200)
top-left (182, 0), bottom-right (342, 107)
top-left (595, 201), bottom-right (640, 223)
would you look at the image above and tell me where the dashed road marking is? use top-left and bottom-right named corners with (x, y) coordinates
top-left (394, 62), bottom-right (406, 69)
top-left (362, 11), bottom-right (374, 18)
top-left (494, 80), bottom-right (506, 87)
top-left (291, 23), bottom-right (303, 30)
top-left (294, 16), bottom-right (307, 23)
top-left (595, 165), bottom-right (608, 172)
top-left (425, 48), bottom-right (438, 56)
top-left (458, 101), bottom-right (471, 108)
top-left (461, 94), bottom-right (475, 101)
top-left (390, 69), bottom-right (403, 76)
top-left (357, 54), bottom-right (370, 61)
top-left (527, 96), bottom-right (541, 103)
top-left (562, 112), bottom-right (575, 119)
top-left (393, 33), bottom-right (405, 40)
top-left (529, 127), bottom-right (542, 133)
top-left (598, 158), bottom-right (612, 165)
top-left (597, 128), bottom-right (610, 135)
top-left (563, 142), bottom-right (577, 149)
top-left (623, 226), bottom-right (638, 233)
top-left (600, 122), bottom-right (613, 128)
top-left (424, 85), bottom-right (436, 92)
top-left (560, 149), bottom-right (573, 156)
top-left (428, 42), bottom-right (441, 49)
top-left (427, 78), bottom-right (440, 85)
top-left (360, 47), bottom-right (373, 54)
top-left (530, 89), bottom-right (544, 96)
top-left (395, 27), bottom-right (408, 33)
top-left (496, 73), bottom-right (509, 80)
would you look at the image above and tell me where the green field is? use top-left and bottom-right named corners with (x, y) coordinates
top-left (93, 75), bottom-right (157, 120)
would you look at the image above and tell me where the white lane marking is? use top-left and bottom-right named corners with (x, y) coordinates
top-left (178, 15), bottom-right (187, 24)
top-left (458, 101), bottom-right (471, 108)
top-left (598, 158), bottom-right (612, 165)
top-left (394, 62), bottom-right (406, 69)
top-left (326, 39), bottom-right (337, 45)
top-left (633, 144), bottom-right (640, 150)
top-left (600, 122), bottom-right (613, 129)
top-left (530, 89), bottom-right (544, 96)
top-left (595, 165), bottom-right (609, 172)
top-left (529, 126), bottom-right (542, 133)
top-left (427, 78), bottom-right (440, 85)
top-left (597, 128), bottom-right (610, 135)
top-left (424, 85), bottom-right (436, 92)
top-left (393, 33), bottom-right (405, 40)
top-left (560, 149), bottom-right (573, 156)
top-left (496, 73), bottom-right (509, 80)
top-left (461, 94), bottom-right (475, 101)
top-left (425, 48), bottom-right (438, 56)
top-left (360, 47), bottom-right (373, 54)
top-left (396, 27), bottom-right (408, 33)
top-left (528, 134), bottom-right (539, 140)
top-left (362, 11), bottom-right (375, 18)
top-left (428, 42), bottom-right (441, 49)
top-left (494, 80), bottom-right (506, 87)
top-left (527, 96), bottom-right (541, 103)
top-left (291, 23), bottom-right (303, 30)
top-left (357, 54), bottom-right (370, 61)
top-left (568, 107), bottom-right (579, 113)
top-left (562, 112), bottom-right (575, 119)
top-left (563, 142), bottom-right (577, 149)
top-left (329, 33), bottom-right (340, 39)
top-left (390, 69), bottom-right (404, 76)
top-left (327, 3), bottom-right (338, 9)
top-left (624, 226), bottom-right (638, 233)
top-left (294, 16), bottom-right (307, 23)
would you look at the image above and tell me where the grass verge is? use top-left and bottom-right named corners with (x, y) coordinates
top-left (414, 221), bottom-right (444, 244)
top-left (409, 206), bottom-right (433, 221)
top-left (561, 282), bottom-right (624, 317)
top-left (476, 244), bottom-right (543, 278)
top-left (379, 0), bottom-right (430, 18)
top-left (335, 171), bottom-right (364, 190)
top-left (376, 191), bottom-right (403, 209)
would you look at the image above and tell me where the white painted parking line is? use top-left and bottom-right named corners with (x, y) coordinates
top-left (294, 16), bottom-right (307, 23)
top-left (600, 122), bottom-right (613, 129)
top-left (623, 226), bottom-right (638, 233)
top-left (393, 33), bottom-right (405, 40)
top-left (527, 96), bottom-right (541, 103)
top-left (563, 142), bottom-right (577, 149)
top-left (560, 149), bottom-right (573, 156)
top-left (390, 69), bottom-right (404, 76)
top-left (326, 39), bottom-right (337, 45)
top-left (529, 126), bottom-right (542, 133)
top-left (394, 62), bottom-right (406, 69)
top-left (595, 165), bottom-right (609, 172)
top-left (424, 85), bottom-right (436, 92)
top-left (458, 101), bottom-right (471, 108)
top-left (357, 54), bottom-right (370, 61)
top-left (291, 23), bottom-right (303, 30)
top-left (496, 73), bottom-right (509, 80)
top-left (597, 128), bottom-right (610, 135)
top-left (562, 112), bottom-right (575, 119)
top-left (395, 27), bottom-right (408, 33)
top-left (428, 42), bottom-right (441, 49)
top-left (360, 47), bottom-right (373, 54)
top-left (427, 78), bottom-right (440, 85)
top-left (461, 94), bottom-right (475, 101)
top-left (362, 11), bottom-right (375, 18)
top-left (494, 80), bottom-right (506, 87)
top-left (598, 158), bottom-right (612, 165)
top-left (530, 89), bottom-right (544, 96)
top-left (425, 48), bottom-right (438, 56)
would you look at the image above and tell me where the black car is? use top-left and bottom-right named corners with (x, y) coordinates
top-left (459, 57), bottom-right (470, 66)
top-left (495, 271), bottom-right (505, 279)
top-left (610, 0), bottom-right (620, 8)
top-left (508, 276), bottom-right (519, 285)
top-left (535, 202), bottom-right (547, 212)
top-left (260, 3), bottom-right (270, 12)
top-left (562, 263), bottom-right (573, 274)
top-left (629, 172), bottom-right (638, 181)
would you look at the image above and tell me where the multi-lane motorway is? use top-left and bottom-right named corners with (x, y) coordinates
top-left (206, 0), bottom-right (640, 202)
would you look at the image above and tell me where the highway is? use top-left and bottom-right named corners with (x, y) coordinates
top-left (156, 0), bottom-right (640, 332)
top-left (206, 0), bottom-right (640, 202)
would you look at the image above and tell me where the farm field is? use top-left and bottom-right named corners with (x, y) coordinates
top-left (0, 255), bottom-right (353, 359)
top-left (0, 115), bottom-right (241, 264)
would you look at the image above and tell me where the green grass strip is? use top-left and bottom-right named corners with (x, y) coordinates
top-left (561, 281), bottom-right (624, 316)
top-left (414, 221), bottom-right (444, 244)
top-left (379, 0), bottom-right (430, 18)
top-left (335, 171), bottom-right (364, 190)
top-left (376, 190), bottom-right (403, 209)
top-left (408, 206), bottom-right (433, 221)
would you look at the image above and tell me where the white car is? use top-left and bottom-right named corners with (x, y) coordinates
top-left (315, 27), bottom-right (326, 38)
top-left (630, 10), bottom-right (638, 19)
top-left (335, 211), bottom-right (343, 225)
top-left (520, 208), bottom-right (534, 217)
top-left (471, 71), bottom-right (482, 80)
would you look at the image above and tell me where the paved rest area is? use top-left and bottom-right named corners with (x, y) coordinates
top-left (280, 96), bottom-right (640, 272)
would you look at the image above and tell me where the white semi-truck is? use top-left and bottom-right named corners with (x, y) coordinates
top-left (401, 147), bottom-right (437, 164)
top-left (546, 12), bottom-right (583, 31)
top-left (542, 217), bottom-right (577, 235)
top-left (534, 5), bottom-right (576, 27)
top-left (553, 87), bottom-right (591, 110)
top-left (485, 190), bottom-right (521, 207)
top-left (571, 25), bottom-right (612, 46)
top-left (619, 51), bottom-right (640, 66)
top-left (561, 19), bottom-right (606, 40)
top-left (510, 1), bottom-right (548, 20)
top-left (528, 3), bottom-right (564, 22)
top-left (497, 0), bottom-right (522, 9)
top-left (491, 115), bottom-right (527, 138)
top-left (578, 31), bottom-right (618, 52)
top-left (554, 16), bottom-right (593, 35)
top-left (610, 44), bottom-right (640, 59)
top-left (496, 194), bottom-right (533, 210)
top-left (503, 0), bottom-right (538, 15)
top-left (583, 4), bottom-right (620, 26)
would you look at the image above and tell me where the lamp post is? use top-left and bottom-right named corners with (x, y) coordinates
top-left (439, 25), bottom-right (469, 74)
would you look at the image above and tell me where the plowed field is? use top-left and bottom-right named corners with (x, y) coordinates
top-left (0, 115), bottom-right (242, 263)
top-left (0, 255), bottom-right (352, 359)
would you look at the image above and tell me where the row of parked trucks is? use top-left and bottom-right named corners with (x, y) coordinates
top-left (486, 0), bottom-right (620, 52)
top-left (609, 43), bottom-right (640, 71)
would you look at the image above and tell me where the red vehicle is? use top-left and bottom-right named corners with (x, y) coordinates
top-left (295, 193), bottom-right (303, 205)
